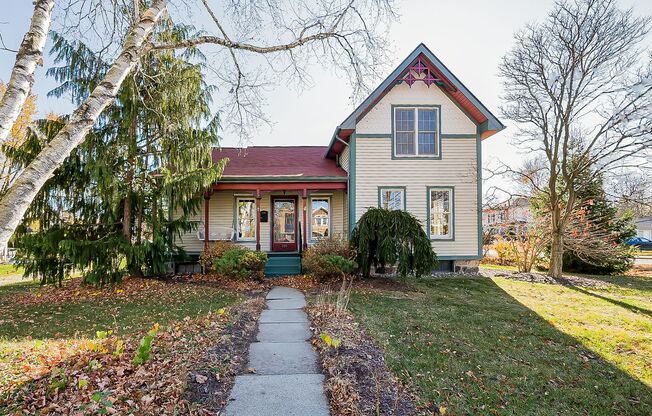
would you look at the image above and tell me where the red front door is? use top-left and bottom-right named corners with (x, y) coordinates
top-left (271, 197), bottom-right (298, 252)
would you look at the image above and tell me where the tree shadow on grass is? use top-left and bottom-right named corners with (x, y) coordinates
top-left (566, 284), bottom-right (652, 318)
top-left (348, 277), bottom-right (652, 416)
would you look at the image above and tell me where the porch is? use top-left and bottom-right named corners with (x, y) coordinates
top-left (175, 183), bottom-right (348, 275)
top-left (174, 146), bottom-right (349, 275)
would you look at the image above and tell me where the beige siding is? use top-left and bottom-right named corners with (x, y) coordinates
top-left (356, 81), bottom-right (476, 135)
top-left (339, 146), bottom-right (350, 172)
top-left (354, 137), bottom-right (478, 258)
top-left (174, 190), bottom-right (347, 253)
top-left (174, 209), bottom-right (204, 253)
top-left (352, 80), bottom-right (480, 258)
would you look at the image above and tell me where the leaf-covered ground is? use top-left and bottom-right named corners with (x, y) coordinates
top-left (348, 275), bottom-right (652, 415)
top-left (0, 276), bottom-right (254, 414)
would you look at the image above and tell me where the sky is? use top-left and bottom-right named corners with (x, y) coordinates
top-left (1, 0), bottom-right (651, 195)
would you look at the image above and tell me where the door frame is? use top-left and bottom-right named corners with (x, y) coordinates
top-left (270, 195), bottom-right (299, 252)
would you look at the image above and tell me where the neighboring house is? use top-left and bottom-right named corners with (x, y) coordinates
top-left (175, 43), bottom-right (504, 274)
top-left (483, 197), bottom-right (533, 235)
top-left (635, 216), bottom-right (652, 239)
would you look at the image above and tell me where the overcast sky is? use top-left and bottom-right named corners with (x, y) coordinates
top-left (1, 0), bottom-right (651, 195)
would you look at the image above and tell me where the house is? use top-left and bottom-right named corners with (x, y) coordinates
top-left (174, 43), bottom-right (505, 275)
top-left (635, 216), bottom-right (652, 240)
top-left (483, 197), bottom-right (533, 236)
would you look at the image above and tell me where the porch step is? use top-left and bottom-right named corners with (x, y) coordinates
top-left (265, 254), bottom-right (302, 277)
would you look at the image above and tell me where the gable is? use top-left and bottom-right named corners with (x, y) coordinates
top-left (325, 43), bottom-right (504, 158)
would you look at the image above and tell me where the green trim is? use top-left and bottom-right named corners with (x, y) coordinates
top-left (426, 186), bottom-right (455, 241)
top-left (377, 186), bottom-right (407, 210)
top-left (218, 176), bottom-right (348, 183)
top-left (437, 255), bottom-right (482, 261)
top-left (355, 133), bottom-right (391, 138)
top-left (356, 133), bottom-right (477, 139)
top-left (391, 105), bottom-right (442, 160)
top-left (476, 129), bottom-right (483, 258)
top-left (348, 134), bottom-right (357, 237)
top-left (441, 134), bottom-right (477, 139)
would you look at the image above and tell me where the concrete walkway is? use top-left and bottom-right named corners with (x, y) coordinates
top-left (224, 286), bottom-right (329, 416)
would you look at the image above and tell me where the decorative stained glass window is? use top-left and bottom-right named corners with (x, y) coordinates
top-left (379, 188), bottom-right (405, 211)
top-left (394, 107), bottom-right (438, 156)
top-left (429, 188), bottom-right (452, 238)
top-left (237, 198), bottom-right (256, 241)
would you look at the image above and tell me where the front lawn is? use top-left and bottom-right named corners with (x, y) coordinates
top-left (0, 277), bottom-right (241, 401)
top-left (349, 275), bottom-right (652, 415)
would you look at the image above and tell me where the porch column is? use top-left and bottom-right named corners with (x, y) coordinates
top-left (203, 191), bottom-right (211, 249)
top-left (255, 189), bottom-right (261, 251)
top-left (302, 189), bottom-right (308, 250)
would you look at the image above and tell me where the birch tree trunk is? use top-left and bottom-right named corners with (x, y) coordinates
top-left (0, 0), bottom-right (54, 142)
top-left (0, 0), bottom-right (168, 252)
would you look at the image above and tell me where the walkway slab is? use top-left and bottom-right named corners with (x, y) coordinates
top-left (266, 286), bottom-right (305, 300)
top-left (266, 298), bottom-right (306, 310)
top-left (257, 322), bottom-right (311, 342)
top-left (248, 341), bottom-right (319, 375)
top-left (223, 286), bottom-right (328, 415)
top-left (259, 309), bottom-right (308, 324)
top-left (224, 374), bottom-right (329, 416)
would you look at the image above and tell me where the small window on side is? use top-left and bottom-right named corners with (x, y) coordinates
top-left (429, 188), bottom-right (453, 239)
top-left (379, 188), bottom-right (405, 211)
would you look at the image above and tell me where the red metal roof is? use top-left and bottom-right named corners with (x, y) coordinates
top-left (213, 146), bottom-right (348, 179)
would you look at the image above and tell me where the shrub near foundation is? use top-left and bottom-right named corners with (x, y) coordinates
top-left (213, 248), bottom-right (268, 280)
top-left (302, 238), bottom-right (355, 281)
top-left (199, 241), bottom-right (239, 271)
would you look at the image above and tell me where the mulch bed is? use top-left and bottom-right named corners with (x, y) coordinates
top-left (481, 268), bottom-right (611, 288)
top-left (169, 273), bottom-right (320, 293)
top-left (306, 304), bottom-right (421, 416)
top-left (184, 297), bottom-right (264, 412)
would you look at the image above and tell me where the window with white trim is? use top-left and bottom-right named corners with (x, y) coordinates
top-left (310, 197), bottom-right (331, 239)
top-left (429, 188), bottom-right (452, 238)
top-left (394, 107), bottom-right (438, 156)
top-left (379, 188), bottom-right (405, 211)
top-left (236, 198), bottom-right (256, 241)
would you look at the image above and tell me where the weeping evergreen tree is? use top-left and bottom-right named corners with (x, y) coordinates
top-left (351, 208), bottom-right (438, 278)
top-left (12, 21), bottom-right (225, 286)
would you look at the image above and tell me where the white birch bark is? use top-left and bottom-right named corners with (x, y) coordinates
top-left (0, 0), bottom-right (168, 251)
top-left (0, 0), bottom-right (54, 142)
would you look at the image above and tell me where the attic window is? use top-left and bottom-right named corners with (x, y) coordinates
top-left (394, 107), bottom-right (439, 157)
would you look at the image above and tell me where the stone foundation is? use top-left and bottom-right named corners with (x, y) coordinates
top-left (453, 259), bottom-right (480, 274)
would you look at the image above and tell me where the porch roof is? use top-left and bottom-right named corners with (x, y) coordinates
top-left (213, 146), bottom-right (347, 181)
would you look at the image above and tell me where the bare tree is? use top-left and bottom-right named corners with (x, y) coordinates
top-left (0, 0), bottom-right (395, 256)
top-left (607, 169), bottom-right (652, 216)
top-left (499, 0), bottom-right (652, 277)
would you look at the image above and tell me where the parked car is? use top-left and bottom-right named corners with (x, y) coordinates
top-left (626, 237), bottom-right (652, 251)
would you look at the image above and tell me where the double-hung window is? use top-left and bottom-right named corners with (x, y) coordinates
top-left (310, 197), bottom-right (331, 240)
top-left (379, 187), bottom-right (405, 211)
top-left (236, 198), bottom-right (256, 241)
top-left (394, 107), bottom-right (438, 157)
top-left (428, 188), bottom-right (453, 239)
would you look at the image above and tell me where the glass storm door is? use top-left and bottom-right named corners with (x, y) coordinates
top-left (272, 197), bottom-right (297, 252)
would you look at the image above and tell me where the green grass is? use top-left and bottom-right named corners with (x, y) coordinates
top-left (0, 278), bottom-right (242, 396)
top-left (0, 281), bottom-right (239, 340)
top-left (349, 276), bottom-right (652, 415)
top-left (0, 263), bottom-right (23, 276)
